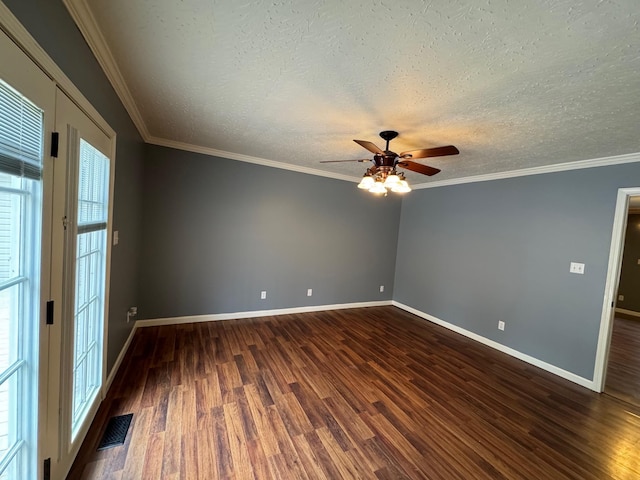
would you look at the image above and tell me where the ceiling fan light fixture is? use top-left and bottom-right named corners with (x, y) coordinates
top-left (322, 130), bottom-right (457, 196)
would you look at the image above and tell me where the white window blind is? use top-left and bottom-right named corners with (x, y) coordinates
top-left (0, 80), bottom-right (43, 180)
top-left (77, 139), bottom-right (108, 233)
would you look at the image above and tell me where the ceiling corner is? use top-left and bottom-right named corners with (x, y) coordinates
top-left (146, 135), bottom-right (361, 184)
top-left (62, 0), bottom-right (151, 141)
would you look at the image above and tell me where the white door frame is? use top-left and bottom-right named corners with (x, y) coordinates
top-left (593, 187), bottom-right (640, 391)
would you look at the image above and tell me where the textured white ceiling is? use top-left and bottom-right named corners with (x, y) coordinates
top-left (73, 0), bottom-right (640, 184)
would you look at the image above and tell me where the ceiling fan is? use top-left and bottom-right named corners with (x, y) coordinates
top-left (321, 130), bottom-right (459, 194)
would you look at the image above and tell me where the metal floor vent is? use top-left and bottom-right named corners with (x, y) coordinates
top-left (97, 413), bottom-right (133, 450)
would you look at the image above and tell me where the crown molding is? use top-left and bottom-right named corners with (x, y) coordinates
top-left (63, 0), bottom-right (150, 140)
top-left (148, 136), bottom-right (360, 183)
top-left (0, 1), bottom-right (114, 137)
top-left (151, 136), bottom-right (640, 188)
top-left (413, 152), bottom-right (640, 190)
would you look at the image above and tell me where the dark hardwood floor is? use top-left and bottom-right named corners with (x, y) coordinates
top-left (68, 306), bottom-right (640, 479)
top-left (605, 316), bottom-right (640, 407)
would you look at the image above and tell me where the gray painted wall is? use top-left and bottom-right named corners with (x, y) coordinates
top-left (395, 163), bottom-right (640, 380)
top-left (5, 0), bottom-right (145, 372)
top-left (616, 214), bottom-right (640, 312)
top-left (139, 145), bottom-right (400, 319)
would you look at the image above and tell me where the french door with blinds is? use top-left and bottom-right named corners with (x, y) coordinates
top-left (54, 91), bottom-right (113, 469)
top-left (0, 27), bottom-right (55, 480)
top-left (0, 23), bottom-right (115, 480)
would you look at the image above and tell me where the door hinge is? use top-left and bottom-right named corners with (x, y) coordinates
top-left (50, 132), bottom-right (59, 158)
top-left (46, 300), bottom-right (54, 325)
top-left (43, 458), bottom-right (51, 480)
top-left (62, 215), bottom-right (68, 230)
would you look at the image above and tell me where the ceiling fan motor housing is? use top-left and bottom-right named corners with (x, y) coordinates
top-left (374, 153), bottom-right (398, 169)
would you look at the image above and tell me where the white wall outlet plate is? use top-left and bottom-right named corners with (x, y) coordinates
top-left (260, 291), bottom-right (266, 299)
top-left (498, 320), bottom-right (505, 331)
top-left (307, 288), bottom-right (313, 296)
top-left (618, 294), bottom-right (624, 301)
top-left (379, 285), bottom-right (384, 293)
top-left (569, 262), bottom-right (585, 274)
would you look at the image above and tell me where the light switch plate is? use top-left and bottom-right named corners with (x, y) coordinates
top-left (569, 262), bottom-right (585, 274)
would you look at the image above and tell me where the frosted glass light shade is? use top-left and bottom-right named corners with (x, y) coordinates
top-left (358, 175), bottom-right (375, 189)
top-left (369, 182), bottom-right (387, 194)
top-left (383, 174), bottom-right (400, 188)
top-left (392, 180), bottom-right (411, 193)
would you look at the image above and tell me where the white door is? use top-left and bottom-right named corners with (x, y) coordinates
top-left (0, 28), bottom-right (55, 480)
top-left (51, 91), bottom-right (114, 477)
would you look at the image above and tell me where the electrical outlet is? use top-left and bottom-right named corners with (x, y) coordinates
top-left (498, 320), bottom-right (505, 331)
top-left (307, 288), bottom-right (313, 297)
top-left (618, 294), bottom-right (624, 301)
top-left (113, 230), bottom-right (119, 246)
top-left (260, 291), bottom-right (267, 300)
top-left (126, 306), bottom-right (137, 323)
top-left (569, 262), bottom-right (585, 274)
top-left (379, 285), bottom-right (384, 293)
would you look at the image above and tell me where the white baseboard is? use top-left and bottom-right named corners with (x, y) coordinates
top-left (615, 307), bottom-right (640, 318)
top-left (104, 323), bottom-right (138, 394)
top-left (392, 301), bottom-right (596, 391)
top-left (135, 300), bottom-right (393, 328)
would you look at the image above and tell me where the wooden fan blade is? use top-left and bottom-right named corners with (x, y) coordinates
top-left (400, 145), bottom-right (459, 159)
top-left (397, 161), bottom-right (441, 176)
top-left (354, 139), bottom-right (385, 155)
top-left (319, 159), bottom-right (370, 163)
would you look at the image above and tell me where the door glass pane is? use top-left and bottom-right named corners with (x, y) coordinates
top-left (71, 140), bottom-right (108, 438)
top-left (0, 175), bottom-right (37, 479)
top-left (0, 77), bottom-right (42, 480)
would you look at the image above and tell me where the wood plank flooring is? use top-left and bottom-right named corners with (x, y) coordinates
top-left (605, 316), bottom-right (640, 406)
top-left (68, 306), bottom-right (640, 479)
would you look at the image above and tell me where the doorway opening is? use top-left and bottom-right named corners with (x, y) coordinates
top-left (603, 196), bottom-right (640, 405)
top-left (594, 188), bottom-right (640, 404)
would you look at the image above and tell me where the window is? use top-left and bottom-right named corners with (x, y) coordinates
top-left (71, 139), bottom-right (109, 439)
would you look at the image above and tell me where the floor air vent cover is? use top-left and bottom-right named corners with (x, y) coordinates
top-left (97, 413), bottom-right (133, 450)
